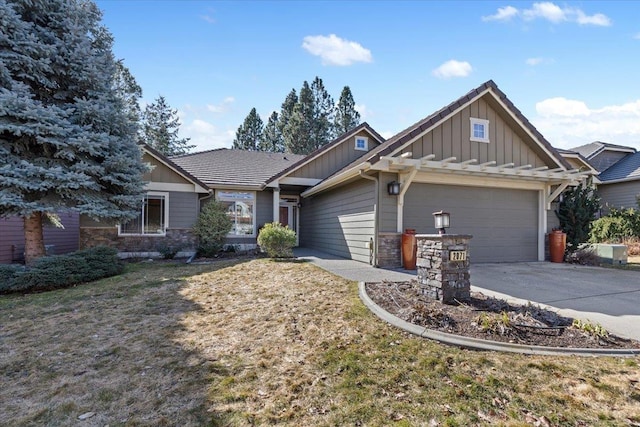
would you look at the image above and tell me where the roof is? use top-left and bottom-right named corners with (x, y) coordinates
top-left (142, 144), bottom-right (211, 192)
top-left (598, 151), bottom-right (640, 182)
top-left (265, 122), bottom-right (385, 185)
top-left (570, 141), bottom-right (636, 159)
top-left (317, 80), bottom-right (572, 186)
top-left (170, 149), bottom-right (306, 189)
top-left (556, 148), bottom-right (599, 174)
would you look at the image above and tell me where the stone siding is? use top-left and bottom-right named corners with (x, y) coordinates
top-left (377, 232), bottom-right (401, 268)
top-left (416, 234), bottom-right (471, 304)
top-left (80, 228), bottom-right (197, 253)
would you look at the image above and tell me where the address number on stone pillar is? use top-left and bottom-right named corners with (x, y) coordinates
top-left (450, 251), bottom-right (467, 261)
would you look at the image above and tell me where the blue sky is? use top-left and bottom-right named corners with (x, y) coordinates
top-left (96, 1), bottom-right (640, 152)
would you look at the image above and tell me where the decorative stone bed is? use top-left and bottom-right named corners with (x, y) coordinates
top-left (361, 280), bottom-right (640, 356)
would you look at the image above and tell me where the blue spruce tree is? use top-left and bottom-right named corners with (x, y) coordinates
top-left (0, 0), bottom-right (147, 263)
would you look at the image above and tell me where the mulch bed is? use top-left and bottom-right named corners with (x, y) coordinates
top-left (366, 280), bottom-right (640, 349)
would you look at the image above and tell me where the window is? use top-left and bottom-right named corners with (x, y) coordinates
top-left (119, 192), bottom-right (168, 236)
top-left (218, 191), bottom-right (256, 237)
top-left (470, 118), bottom-right (490, 143)
top-left (355, 136), bottom-right (368, 151)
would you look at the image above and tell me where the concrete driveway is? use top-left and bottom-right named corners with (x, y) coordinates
top-left (472, 262), bottom-right (640, 341)
top-left (295, 248), bottom-right (640, 340)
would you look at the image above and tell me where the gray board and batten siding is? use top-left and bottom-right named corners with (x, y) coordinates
top-left (289, 131), bottom-right (379, 181)
top-left (300, 179), bottom-right (376, 264)
top-left (400, 97), bottom-right (552, 170)
top-left (598, 181), bottom-right (640, 212)
top-left (403, 183), bottom-right (539, 263)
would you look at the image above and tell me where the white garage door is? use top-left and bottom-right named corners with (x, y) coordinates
top-left (404, 183), bottom-right (538, 263)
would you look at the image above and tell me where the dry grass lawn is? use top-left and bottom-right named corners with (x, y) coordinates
top-left (1, 258), bottom-right (639, 426)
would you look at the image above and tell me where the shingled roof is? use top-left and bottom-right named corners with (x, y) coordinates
top-left (570, 141), bottom-right (636, 159)
top-left (142, 143), bottom-right (211, 192)
top-left (170, 149), bottom-right (306, 189)
top-left (599, 151), bottom-right (640, 182)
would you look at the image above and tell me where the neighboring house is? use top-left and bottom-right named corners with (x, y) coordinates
top-left (79, 80), bottom-right (588, 265)
top-left (0, 212), bottom-right (79, 264)
top-left (568, 142), bottom-right (640, 211)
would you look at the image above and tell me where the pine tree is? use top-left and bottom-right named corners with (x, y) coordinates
top-left (555, 177), bottom-right (601, 253)
top-left (260, 111), bottom-right (284, 152)
top-left (0, 0), bottom-right (147, 264)
top-left (233, 108), bottom-right (264, 151)
top-left (278, 89), bottom-right (298, 150)
top-left (310, 76), bottom-right (334, 149)
top-left (284, 81), bottom-right (315, 154)
top-left (113, 60), bottom-right (143, 134)
top-left (141, 95), bottom-right (194, 156)
top-left (334, 86), bottom-right (361, 136)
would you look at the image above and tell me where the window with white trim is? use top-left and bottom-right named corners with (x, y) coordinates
top-left (355, 136), bottom-right (368, 151)
top-left (119, 192), bottom-right (168, 236)
top-left (217, 190), bottom-right (256, 237)
top-left (470, 118), bottom-right (490, 143)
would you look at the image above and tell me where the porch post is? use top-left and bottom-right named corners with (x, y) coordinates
top-left (273, 187), bottom-right (280, 224)
top-left (538, 188), bottom-right (547, 261)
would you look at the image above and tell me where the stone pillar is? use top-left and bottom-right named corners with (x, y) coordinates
top-left (416, 234), bottom-right (472, 304)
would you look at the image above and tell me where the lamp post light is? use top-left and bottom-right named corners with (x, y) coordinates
top-left (432, 210), bottom-right (450, 235)
top-left (387, 181), bottom-right (400, 196)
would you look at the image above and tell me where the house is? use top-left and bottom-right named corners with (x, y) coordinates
top-left (79, 144), bottom-right (212, 256)
top-left (79, 80), bottom-right (588, 265)
top-left (0, 212), bottom-right (79, 264)
top-left (569, 142), bottom-right (640, 211)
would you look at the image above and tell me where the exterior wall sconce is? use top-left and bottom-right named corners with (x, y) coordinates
top-left (387, 181), bottom-right (400, 196)
top-left (432, 210), bottom-right (450, 235)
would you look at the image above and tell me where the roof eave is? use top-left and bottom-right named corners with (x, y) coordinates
top-left (301, 162), bottom-right (372, 197)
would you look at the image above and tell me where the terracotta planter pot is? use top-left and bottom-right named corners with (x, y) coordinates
top-left (549, 230), bottom-right (566, 263)
top-left (402, 229), bottom-right (417, 270)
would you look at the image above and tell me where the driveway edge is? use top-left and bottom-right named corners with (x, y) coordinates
top-left (359, 282), bottom-right (640, 357)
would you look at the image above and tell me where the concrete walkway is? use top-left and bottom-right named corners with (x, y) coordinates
top-left (294, 248), bottom-right (640, 341)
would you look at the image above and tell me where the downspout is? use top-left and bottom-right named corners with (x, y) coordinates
top-left (359, 170), bottom-right (379, 267)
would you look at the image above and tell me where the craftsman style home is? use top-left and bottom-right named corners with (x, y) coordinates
top-left (75, 80), bottom-right (590, 266)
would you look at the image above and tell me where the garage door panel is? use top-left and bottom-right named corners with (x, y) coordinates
top-left (404, 184), bottom-right (538, 262)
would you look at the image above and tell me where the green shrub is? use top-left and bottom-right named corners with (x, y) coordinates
top-left (257, 222), bottom-right (297, 258)
top-left (193, 200), bottom-right (233, 257)
top-left (156, 243), bottom-right (182, 259)
top-left (555, 177), bottom-right (600, 253)
top-left (590, 207), bottom-right (640, 243)
top-left (0, 246), bottom-right (123, 294)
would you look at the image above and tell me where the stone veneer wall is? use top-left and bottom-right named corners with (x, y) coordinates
top-left (80, 228), bottom-right (197, 253)
top-left (377, 232), bottom-right (401, 268)
top-left (416, 234), bottom-right (471, 304)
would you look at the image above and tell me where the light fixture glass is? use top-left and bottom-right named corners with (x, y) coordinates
top-left (387, 181), bottom-right (400, 196)
top-left (432, 210), bottom-right (450, 234)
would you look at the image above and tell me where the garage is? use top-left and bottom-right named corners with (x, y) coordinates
top-left (403, 183), bottom-right (539, 263)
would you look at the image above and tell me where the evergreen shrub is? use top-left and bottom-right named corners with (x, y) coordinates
top-left (555, 178), bottom-right (600, 253)
top-left (257, 222), bottom-right (297, 258)
top-left (0, 246), bottom-right (123, 294)
top-left (590, 207), bottom-right (640, 243)
top-left (192, 200), bottom-right (233, 257)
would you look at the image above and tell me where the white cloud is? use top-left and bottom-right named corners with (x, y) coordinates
top-left (575, 11), bottom-right (611, 26)
top-left (432, 60), bottom-right (473, 79)
top-left (523, 2), bottom-right (566, 23)
top-left (201, 15), bottom-right (215, 24)
top-left (482, 5), bottom-right (518, 21)
top-left (207, 96), bottom-right (235, 113)
top-left (181, 119), bottom-right (234, 151)
top-left (354, 103), bottom-right (371, 120)
top-left (526, 57), bottom-right (543, 66)
top-left (484, 2), bottom-right (611, 27)
top-left (634, 32), bottom-right (640, 40)
top-left (302, 34), bottom-right (372, 66)
top-left (532, 97), bottom-right (640, 149)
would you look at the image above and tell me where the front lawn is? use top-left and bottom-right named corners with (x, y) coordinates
top-left (1, 259), bottom-right (638, 426)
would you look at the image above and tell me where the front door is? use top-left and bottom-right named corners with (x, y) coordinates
top-left (279, 197), bottom-right (299, 246)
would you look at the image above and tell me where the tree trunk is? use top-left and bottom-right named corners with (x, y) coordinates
top-left (24, 212), bottom-right (46, 265)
